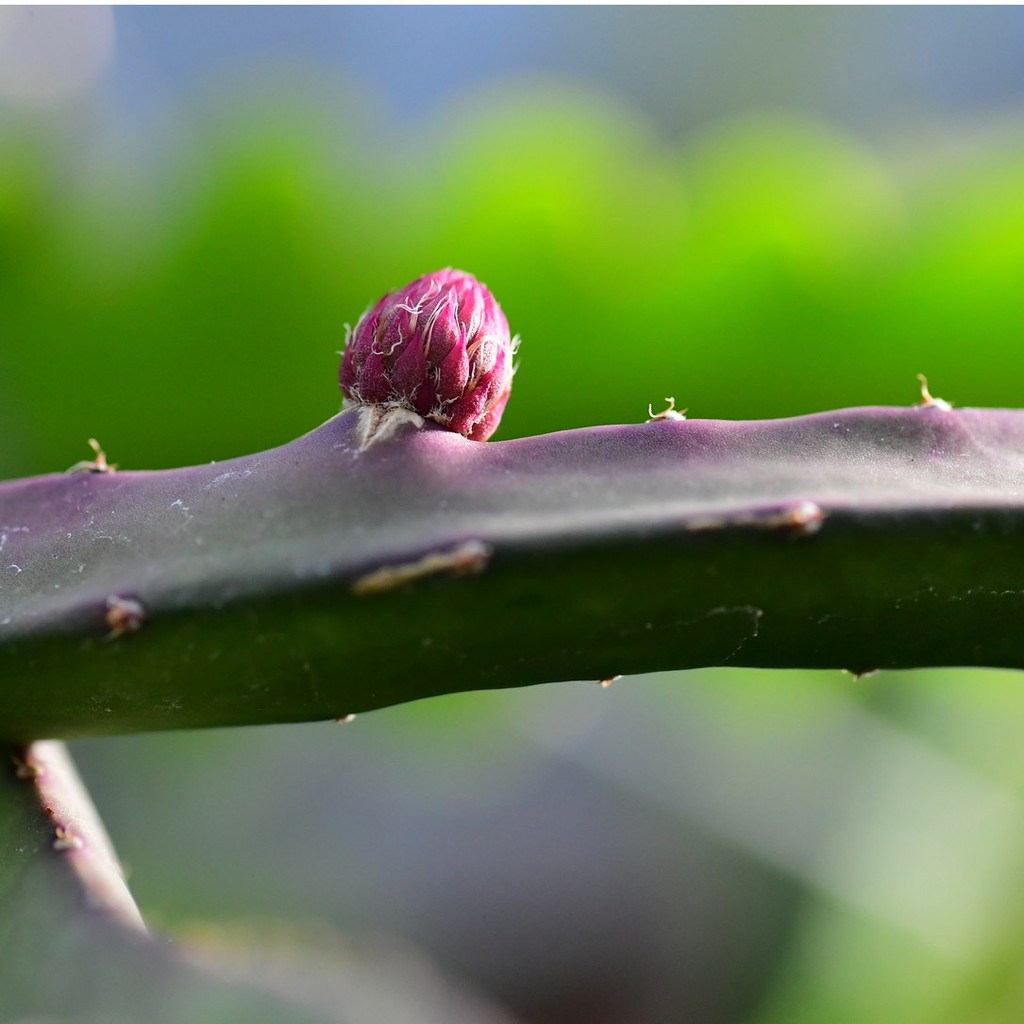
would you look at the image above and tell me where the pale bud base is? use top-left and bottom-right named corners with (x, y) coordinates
top-left (351, 403), bottom-right (425, 452)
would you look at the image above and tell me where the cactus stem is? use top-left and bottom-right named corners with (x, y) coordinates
top-left (7, 740), bottom-right (145, 931)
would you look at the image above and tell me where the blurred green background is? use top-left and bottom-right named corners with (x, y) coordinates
top-left (5, 6), bottom-right (1024, 1023)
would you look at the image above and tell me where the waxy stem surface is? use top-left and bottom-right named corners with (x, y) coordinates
top-left (1, 405), bottom-right (1023, 741)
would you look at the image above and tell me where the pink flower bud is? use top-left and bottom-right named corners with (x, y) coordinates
top-left (340, 269), bottom-right (516, 441)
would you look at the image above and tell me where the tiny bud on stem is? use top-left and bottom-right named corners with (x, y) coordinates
top-left (340, 269), bottom-right (517, 441)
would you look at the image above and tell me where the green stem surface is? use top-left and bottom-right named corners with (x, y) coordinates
top-left (2, 404), bottom-right (1023, 740)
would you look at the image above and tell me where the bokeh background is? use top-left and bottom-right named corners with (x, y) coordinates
top-left (5, 6), bottom-right (1024, 1022)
